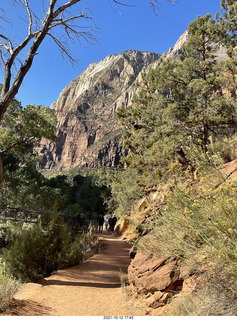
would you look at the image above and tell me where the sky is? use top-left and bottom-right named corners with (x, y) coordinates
top-left (0, 0), bottom-right (222, 108)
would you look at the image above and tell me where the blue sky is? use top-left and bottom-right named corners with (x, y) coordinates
top-left (0, 0), bottom-right (221, 108)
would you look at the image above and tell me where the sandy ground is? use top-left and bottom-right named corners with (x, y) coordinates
top-left (3, 233), bottom-right (143, 316)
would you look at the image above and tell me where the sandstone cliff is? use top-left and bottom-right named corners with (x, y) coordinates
top-left (38, 50), bottom-right (160, 170)
top-left (37, 29), bottom-right (228, 172)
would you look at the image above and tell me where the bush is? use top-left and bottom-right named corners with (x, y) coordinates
top-left (211, 135), bottom-right (237, 163)
top-left (0, 265), bottom-right (21, 312)
top-left (0, 221), bottom-right (23, 249)
top-left (167, 277), bottom-right (237, 316)
top-left (2, 212), bottom-right (95, 282)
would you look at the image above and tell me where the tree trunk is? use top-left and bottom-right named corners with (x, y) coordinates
top-left (0, 155), bottom-right (4, 188)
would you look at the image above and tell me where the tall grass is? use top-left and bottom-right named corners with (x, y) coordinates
top-left (0, 264), bottom-right (21, 313)
top-left (141, 172), bottom-right (237, 290)
top-left (167, 280), bottom-right (237, 316)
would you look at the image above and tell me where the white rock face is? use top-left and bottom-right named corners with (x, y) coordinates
top-left (51, 51), bottom-right (160, 113)
top-left (166, 30), bottom-right (189, 59)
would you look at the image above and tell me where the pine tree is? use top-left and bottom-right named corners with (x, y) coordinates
top-left (118, 13), bottom-right (237, 160)
top-left (114, 12), bottom-right (237, 210)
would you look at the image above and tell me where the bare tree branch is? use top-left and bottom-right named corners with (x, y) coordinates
top-left (25, 0), bottom-right (33, 35)
top-left (47, 32), bottom-right (76, 64)
top-left (0, 0), bottom-right (95, 119)
top-left (49, 13), bottom-right (87, 30)
top-left (0, 34), bottom-right (14, 54)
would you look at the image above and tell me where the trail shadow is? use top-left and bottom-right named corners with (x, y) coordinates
top-left (2, 299), bottom-right (53, 316)
top-left (40, 279), bottom-right (121, 288)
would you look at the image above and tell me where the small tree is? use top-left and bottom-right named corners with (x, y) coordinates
top-left (0, 91), bottom-right (57, 187)
top-left (159, 14), bottom-right (237, 154)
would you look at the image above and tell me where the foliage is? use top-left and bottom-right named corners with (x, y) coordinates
top-left (0, 167), bottom-right (69, 211)
top-left (142, 173), bottom-right (237, 276)
top-left (217, 0), bottom-right (237, 53)
top-left (210, 134), bottom-right (237, 163)
top-left (0, 99), bottom-right (57, 169)
top-left (110, 163), bottom-right (145, 216)
top-left (0, 221), bottom-right (24, 249)
top-left (1, 211), bottom-right (95, 282)
top-left (70, 173), bottom-right (110, 218)
top-left (64, 166), bottom-right (113, 217)
top-left (119, 14), bottom-right (236, 156)
top-left (0, 265), bottom-right (21, 313)
top-left (0, 166), bottom-right (111, 223)
top-left (0, 96), bottom-right (61, 210)
top-left (112, 11), bottom-right (237, 216)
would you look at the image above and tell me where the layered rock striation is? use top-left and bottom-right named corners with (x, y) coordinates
top-left (37, 29), bottom-right (228, 172)
top-left (38, 50), bottom-right (160, 170)
top-left (38, 30), bottom-right (199, 171)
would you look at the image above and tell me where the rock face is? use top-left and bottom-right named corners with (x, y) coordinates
top-left (38, 29), bottom-right (229, 171)
top-left (165, 30), bottom-right (189, 60)
top-left (127, 248), bottom-right (204, 316)
top-left (38, 50), bottom-right (160, 170)
top-left (128, 252), bottom-right (182, 306)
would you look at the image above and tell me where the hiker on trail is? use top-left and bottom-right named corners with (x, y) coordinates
top-left (105, 217), bottom-right (109, 231)
top-left (108, 214), bottom-right (113, 232)
top-left (109, 215), bottom-right (117, 232)
top-left (97, 214), bottom-right (104, 233)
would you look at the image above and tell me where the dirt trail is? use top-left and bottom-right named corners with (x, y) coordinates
top-left (4, 233), bottom-right (142, 316)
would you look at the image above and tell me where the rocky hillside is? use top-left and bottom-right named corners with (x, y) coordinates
top-left (38, 50), bottom-right (160, 171)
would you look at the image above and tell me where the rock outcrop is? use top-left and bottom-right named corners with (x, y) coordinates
top-left (127, 249), bottom-right (205, 316)
top-left (38, 50), bottom-right (160, 170)
top-left (128, 252), bottom-right (182, 312)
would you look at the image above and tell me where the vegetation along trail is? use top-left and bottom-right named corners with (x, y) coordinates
top-left (4, 233), bottom-right (140, 316)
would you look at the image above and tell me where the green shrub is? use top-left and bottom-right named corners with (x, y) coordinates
top-left (211, 135), bottom-right (237, 163)
top-left (0, 221), bottom-right (24, 249)
top-left (2, 212), bottom-right (95, 282)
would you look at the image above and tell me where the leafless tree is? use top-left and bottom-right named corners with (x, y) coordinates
top-left (0, 0), bottom-right (97, 121)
